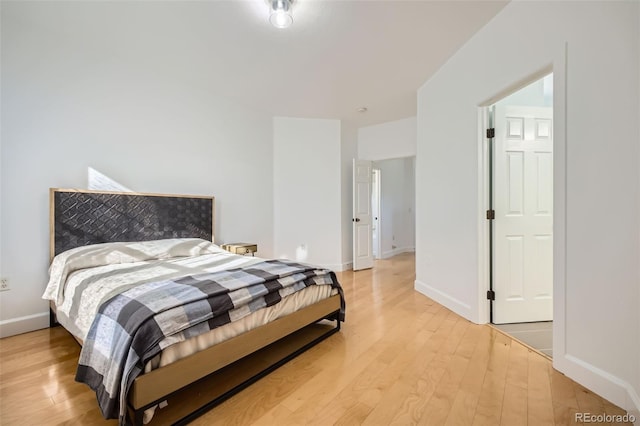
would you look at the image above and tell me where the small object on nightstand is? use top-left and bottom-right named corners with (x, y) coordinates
top-left (221, 243), bottom-right (257, 256)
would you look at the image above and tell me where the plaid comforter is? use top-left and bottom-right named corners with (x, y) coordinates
top-left (75, 259), bottom-right (344, 424)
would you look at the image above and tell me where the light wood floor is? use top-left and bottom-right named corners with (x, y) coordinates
top-left (0, 253), bottom-right (631, 425)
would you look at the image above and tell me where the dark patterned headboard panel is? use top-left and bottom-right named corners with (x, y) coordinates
top-left (50, 189), bottom-right (215, 258)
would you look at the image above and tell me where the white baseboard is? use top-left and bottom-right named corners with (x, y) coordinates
top-left (627, 386), bottom-right (640, 425)
top-left (554, 353), bottom-right (640, 422)
top-left (336, 262), bottom-right (353, 272)
top-left (414, 279), bottom-right (472, 319)
top-left (317, 262), bottom-right (352, 272)
top-left (381, 246), bottom-right (415, 259)
top-left (0, 312), bottom-right (49, 338)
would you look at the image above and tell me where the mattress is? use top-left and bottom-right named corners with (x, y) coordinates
top-left (45, 238), bottom-right (336, 352)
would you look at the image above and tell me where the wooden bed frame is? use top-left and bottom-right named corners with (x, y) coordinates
top-left (49, 188), bottom-right (343, 425)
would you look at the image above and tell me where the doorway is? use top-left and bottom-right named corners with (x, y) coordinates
top-left (372, 157), bottom-right (415, 260)
top-left (352, 157), bottom-right (416, 270)
top-left (487, 73), bottom-right (554, 355)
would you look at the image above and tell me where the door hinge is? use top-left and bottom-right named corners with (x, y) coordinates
top-left (486, 128), bottom-right (495, 138)
top-left (486, 209), bottom-right (495, 220)
top-left (487, 290), bottom-right (495, 301)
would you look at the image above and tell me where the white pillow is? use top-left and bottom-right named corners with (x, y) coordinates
top-left (43, 238), bottom-right (225, 305)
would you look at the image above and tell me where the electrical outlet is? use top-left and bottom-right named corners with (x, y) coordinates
top-left (0, 278), bottom-right (9, 292)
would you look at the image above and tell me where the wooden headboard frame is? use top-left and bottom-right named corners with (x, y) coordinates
top-left (49, 188), bottom-right (215, 261)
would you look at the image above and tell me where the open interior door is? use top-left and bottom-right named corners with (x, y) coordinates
top-left (353, 159), bottom-right (374, 271)
top-left (493, 105), bottom-right (553, 323)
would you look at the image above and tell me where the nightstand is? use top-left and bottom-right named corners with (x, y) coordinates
top-left (221, 243), bottom-right (257, 256)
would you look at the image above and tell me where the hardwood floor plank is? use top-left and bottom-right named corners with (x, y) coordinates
top-left (360, 380), bottom-right (413, 426)
top-left (417, 353), bottom-right (470, 426)
top-left (446, 389), bottom-right (481, 426)
top-left (573, 382), bottom-right (610, 426)
top-left (387, 308), bottom-right (459, 425)
top-left (499, 340), bottom-right (530, 425)
top-left (527, 347), bottom-right (554, 425)
top-left (333, 402), bottom-right (373, 426)
top-left (549, 364), bottom-right (581, 426)
top-left (444, 326), bottom-right (492, 426)
top-left (250, 404), bottom-right (294, 426)
top-left (471, 331), bottom-right (511, 426)
top-left (500, 382), bottom-right (528, 426)
top-left (505, 338), bottom-right (529, 391)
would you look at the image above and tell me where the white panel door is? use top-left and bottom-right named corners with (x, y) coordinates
top-left (353, 159), bottom-right (374, 271)
top-left (372, 169), bottom-right (380, 259)
top-left (493, 106), bottom-right (553, 323)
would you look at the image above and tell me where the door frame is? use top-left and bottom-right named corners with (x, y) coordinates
top-left (476, 59), bottom-right (567, 370)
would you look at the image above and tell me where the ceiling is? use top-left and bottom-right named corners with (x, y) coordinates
top-left (18, 0), bottom-right (510, 127)
top-left (229, 0), bottom-right (510, 126)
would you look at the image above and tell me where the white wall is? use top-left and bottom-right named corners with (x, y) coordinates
top-left (273, 117), bottom-right (343, 270)
top-left (0, 2), bottom-right (275, 337)
top-left (416, 0), bottom-right (639, 415)
top-left (358, 116), bottom-right (416, 161)
top-left (405, 156), bottom-right (416, 251)
top-left (374, 157), bottom-right (415, 258)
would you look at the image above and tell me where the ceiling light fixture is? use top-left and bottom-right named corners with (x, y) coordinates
top-left (269, 0), bottom-right (293, 29)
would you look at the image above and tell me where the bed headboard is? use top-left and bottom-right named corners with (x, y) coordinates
top-left (50, 188), bottom-right (215, 260)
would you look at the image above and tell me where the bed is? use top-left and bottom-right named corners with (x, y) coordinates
top-left (44, 188), bottom-right (345, 425)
